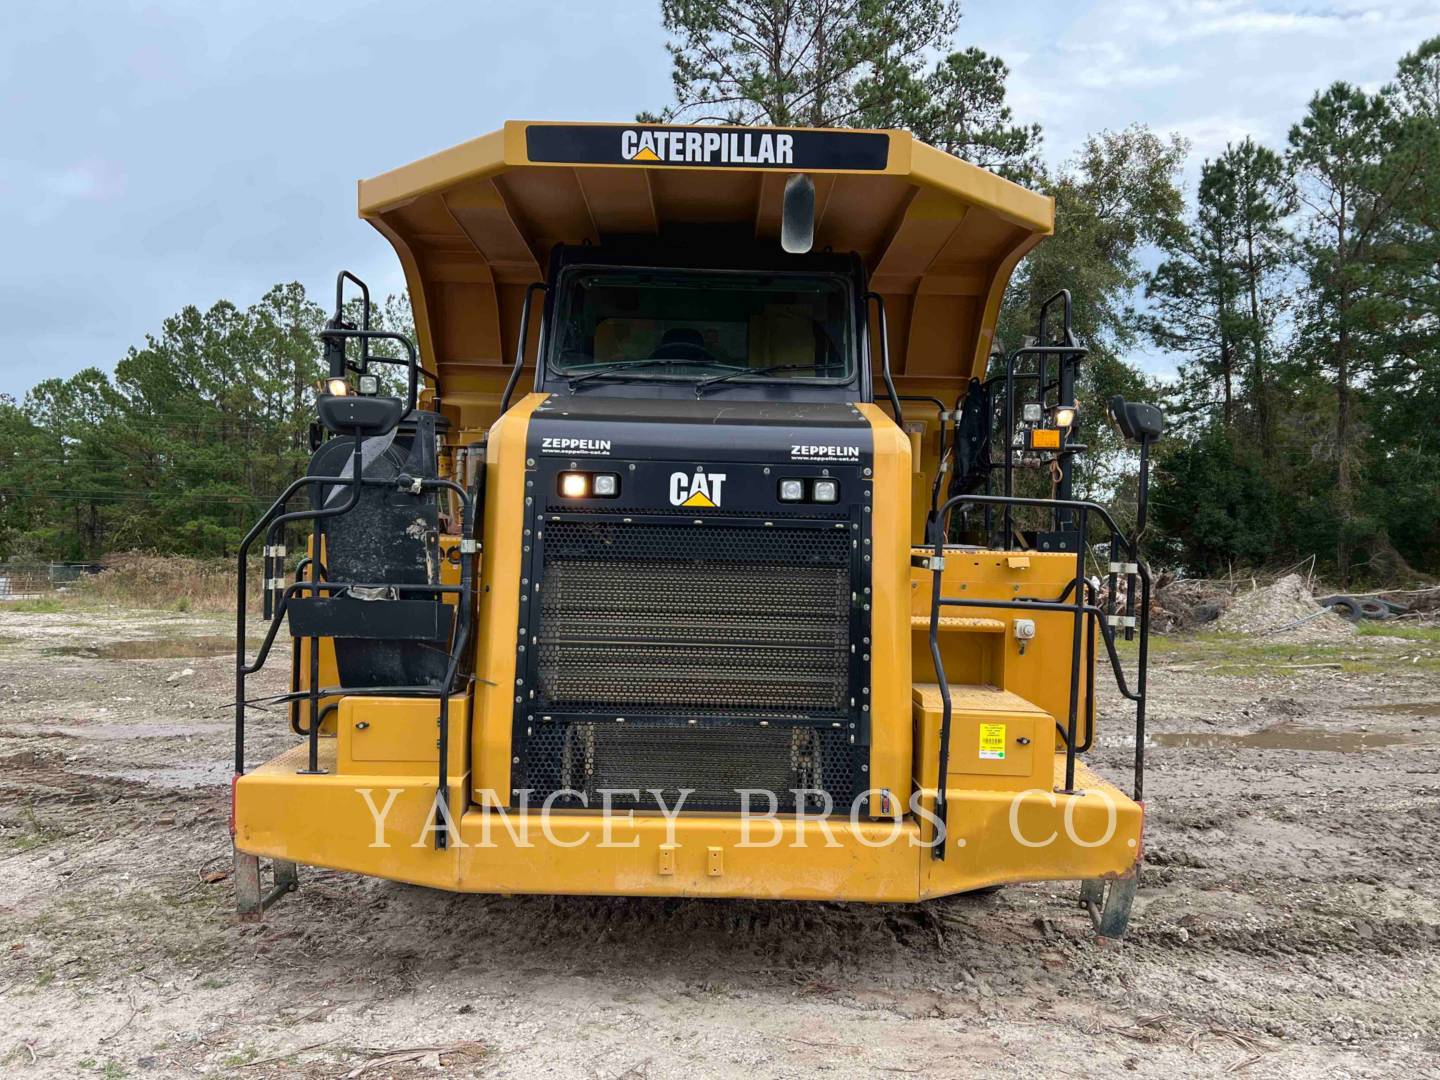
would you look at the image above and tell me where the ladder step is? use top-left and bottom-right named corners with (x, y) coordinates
top-left (909, 615), bottom-right (1006, 633)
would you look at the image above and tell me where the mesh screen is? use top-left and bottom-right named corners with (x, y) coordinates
top-left (522, 719), bottom-right (862, 813)
top-left (515, 519), bottom-right (862, 812)
top-left (535, 522), bottom-right (851, 715)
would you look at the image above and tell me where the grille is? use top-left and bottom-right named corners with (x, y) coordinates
top-left (525, 719), bottom-right (862, 812)
top-left (534, 522), bottom-right (852, 715)
top-left (515, 518), bottom-right (863, 813)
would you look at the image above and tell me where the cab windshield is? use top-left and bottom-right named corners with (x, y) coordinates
top-left (547, 268), bottom-right (854, 383)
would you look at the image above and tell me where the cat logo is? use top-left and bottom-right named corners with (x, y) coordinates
top-left (669, 470), bottom-right (726, 508)
top-left (621, 128), bottom-right (794, 166)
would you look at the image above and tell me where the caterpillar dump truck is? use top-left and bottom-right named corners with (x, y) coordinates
top-left (231, 122), bottom-right (1160, 936)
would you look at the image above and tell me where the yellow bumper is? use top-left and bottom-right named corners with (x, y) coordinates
top-left (234, 743), bottom-right (1141, 902)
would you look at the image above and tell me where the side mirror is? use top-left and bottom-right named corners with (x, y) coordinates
top-left (781, 173), bottom-right (815, 254)
top-left (1108, 396), bottom-right (1164, 443)
top-left (318, 394), bottom-right (404, 437)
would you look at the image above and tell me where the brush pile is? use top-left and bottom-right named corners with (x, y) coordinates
top-left (1213, 573), bottom-right (1353, 641)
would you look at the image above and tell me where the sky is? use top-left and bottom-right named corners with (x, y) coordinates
top-left (3, 0), bottom-right (1438, 400)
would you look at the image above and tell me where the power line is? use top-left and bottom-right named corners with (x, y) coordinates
top-left (0, 489), bottom-right (271, 505)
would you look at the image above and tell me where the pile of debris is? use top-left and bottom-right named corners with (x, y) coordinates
top-left (1112, 567), bottom-right (1437, 636)
top-left (1213, 573), bottom-right (1354, 642)
top-left (1150, 576), bottom-right (1229, 633)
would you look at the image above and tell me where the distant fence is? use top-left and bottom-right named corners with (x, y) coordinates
top-left (0, 562), bottom-right (104, 601)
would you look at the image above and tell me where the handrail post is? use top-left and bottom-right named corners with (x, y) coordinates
top-left (928, 528), bottom-right (950, 860)
top-left (864, 293), bottom-right (904, 428)
top-left (1060, 507), bottom-right (1088, 794)
top-left (1002, 350), bottom-right (1018, 546)
top-left (433, 436), bottom-right (484, 849)
top-left (500, 282), bottom-right (548, 415)
top-left (1134, 566), bottom-right (1151, 801)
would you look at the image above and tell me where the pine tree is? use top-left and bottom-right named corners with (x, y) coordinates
top-left (1288, 82), bottom-right (1416, 583)
top-left (644, 1), bottom-right (1041, 178)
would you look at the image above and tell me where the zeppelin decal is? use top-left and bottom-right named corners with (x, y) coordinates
top-left (525, 125), bottom-right (889, 171)
top-left (791, 444), bottom-right (861, 462)
top-left (541, 436), bottom-right (612, 455)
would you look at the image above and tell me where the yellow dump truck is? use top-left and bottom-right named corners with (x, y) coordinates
top-left (231, 122), bottom-right (1160, 936)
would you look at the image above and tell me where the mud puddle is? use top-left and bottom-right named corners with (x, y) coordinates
top-left (47, 635), bottom-right (236, 660)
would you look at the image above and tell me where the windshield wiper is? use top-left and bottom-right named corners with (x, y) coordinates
top-left (693, 363), bottom-right (826, 396)
top-left (566, 357), bottom-right (728, 390)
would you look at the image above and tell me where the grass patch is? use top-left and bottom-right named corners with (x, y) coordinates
top-left (3, 597), bottom-right (65, 613)
top-left (1138, 630), bottom-right (1440, 677)
top-left (1356, 622), bottom-right (1440, 642)
top-left (72, 552), bottom-right (257, 613)
top-left (1, 807), bottom-right (66, 853)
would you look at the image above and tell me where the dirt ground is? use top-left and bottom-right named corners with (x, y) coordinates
top-left (2, 606), bottom-right (1438, 1079)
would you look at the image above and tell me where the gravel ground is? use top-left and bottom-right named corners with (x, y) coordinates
top-left (1, 606), bottom-right (1438, 1078)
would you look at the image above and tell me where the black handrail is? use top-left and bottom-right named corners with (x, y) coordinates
top-left (235, 429), bottom-right (478, 846)
top-left (1036, 289), bottom-right (1074, 352)
top-left (328, 271), bottom-right (442, 395)
top-left (236, 441), bottom-right (363, 776)
top-left (334, 270), bottom-right (371, 368)
top-left (237, 471), bottom-right (473, 781)
top-left (288, 555), bottom-right (326, 735)
top-left (499, 282), bottom-right (548, 415)
top-left (917, 492), bottom-right (1152, 859)
top-left (863, 292), bottom-right (904, 427)
top-left (318, 327), bottom-right (423, 417)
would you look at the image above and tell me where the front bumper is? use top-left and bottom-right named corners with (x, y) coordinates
top-left (234, 742), bottom-right (1141, 902)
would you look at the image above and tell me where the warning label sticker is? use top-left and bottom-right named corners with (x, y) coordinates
top-left (979, 723), bottom-right (1007, 761)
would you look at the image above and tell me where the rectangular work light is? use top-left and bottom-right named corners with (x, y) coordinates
top-left (558, 472), bottom-right (620, 499)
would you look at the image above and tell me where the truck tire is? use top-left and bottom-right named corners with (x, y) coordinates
top-left (1320, 595), bottom-right (1363, 622)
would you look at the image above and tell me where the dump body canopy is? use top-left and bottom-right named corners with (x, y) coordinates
top-left (358, 121), bottom-right (1053, 431)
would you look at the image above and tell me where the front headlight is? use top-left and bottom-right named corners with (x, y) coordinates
top-left (811, 479), bottom-right (839, 503)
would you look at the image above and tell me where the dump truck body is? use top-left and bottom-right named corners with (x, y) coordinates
top-left (232, 122), bottom-right (1152, 932)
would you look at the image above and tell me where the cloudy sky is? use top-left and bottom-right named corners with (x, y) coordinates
top-left (3, 0), bottom-right (1438, 399)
